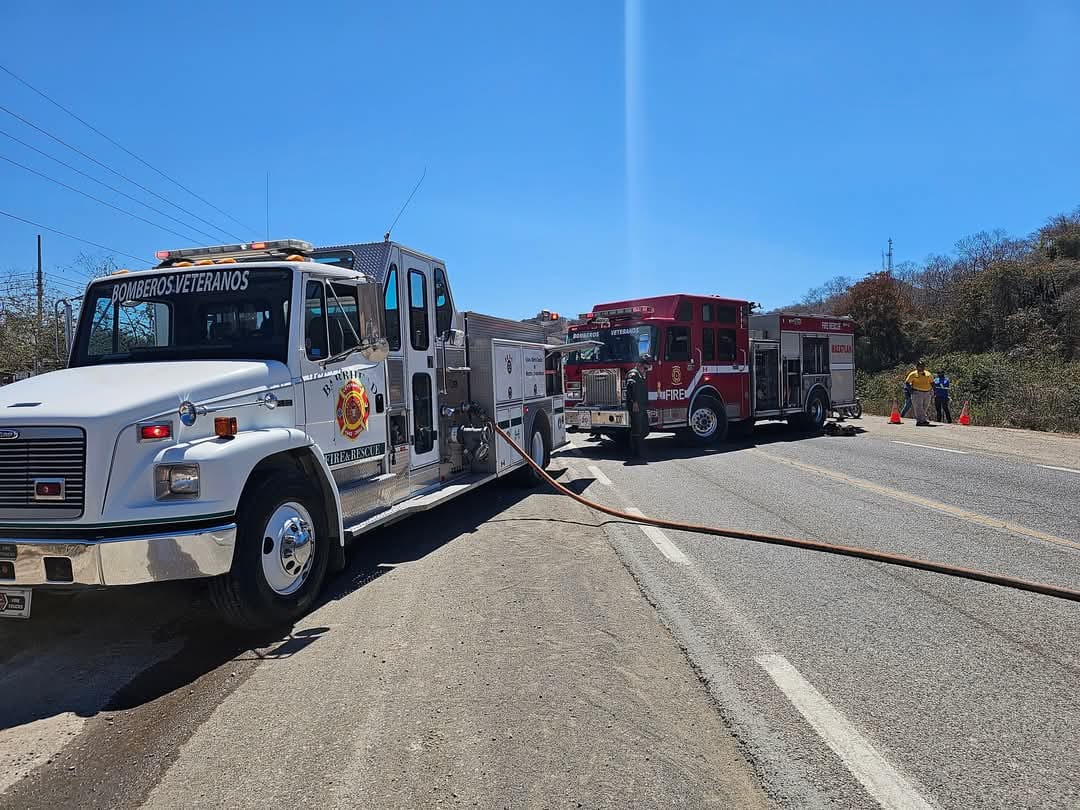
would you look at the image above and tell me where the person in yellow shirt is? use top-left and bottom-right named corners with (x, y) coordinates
top-left (905, 361), bottom-right (934, 426)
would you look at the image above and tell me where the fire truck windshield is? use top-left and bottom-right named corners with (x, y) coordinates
top-left (567, 325), bottom-right (658, 364)
top-left (70, 267), bottom-right (293, 367)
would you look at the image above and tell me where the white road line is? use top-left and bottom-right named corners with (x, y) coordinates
top-left (625, 507), bottom-right (690, 565)
top-left (586, 464), bottom-right (614, 487)
top-left (891, 440), bottom-right (968, 455)
top-left (1038, 464), bottom-right (1080, 475)
top-left (755, 655), bottom-right (935, 810)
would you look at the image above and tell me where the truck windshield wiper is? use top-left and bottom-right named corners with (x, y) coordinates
top-left (321, 345), bottom-right (361, 367)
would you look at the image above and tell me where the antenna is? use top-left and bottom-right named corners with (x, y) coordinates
top-left (265, 171), bottom-right (270, 241)
top-left (887, 237), bottom-right (893, 273)
top-left (385, 166), bottom-right (427, 242)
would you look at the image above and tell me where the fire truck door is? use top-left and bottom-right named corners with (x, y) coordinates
top-left (751, 343), bottom-right (780, 412)
top-left (403, 258), bottom-right (440, 469)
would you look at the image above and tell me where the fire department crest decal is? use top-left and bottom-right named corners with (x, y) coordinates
top-left (336, 379), bottom-right (370, 440)
top-left (671, 365), bottom-right (683, 386)
top-left (505, 354), bottom-right (513, 374)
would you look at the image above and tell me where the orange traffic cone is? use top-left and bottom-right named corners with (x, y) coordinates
top-left (958, 400), bottom-right (971, 426)
top-left (889, 399), bottom-right (902, 424)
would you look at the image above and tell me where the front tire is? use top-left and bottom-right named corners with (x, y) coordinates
top-left (686, 396), bottom-right (728, 445)
top-left (209, 472), bottom-right (331, 630)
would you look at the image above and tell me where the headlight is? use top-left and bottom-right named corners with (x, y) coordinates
top-left (155, 464), bottom-right (200, 499)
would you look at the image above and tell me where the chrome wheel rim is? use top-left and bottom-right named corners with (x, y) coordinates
top-left (810, 397), bottom-right (825, 425)
top-left (261, 502), bottom-right (315, 596)
top-left (690, 406), bottom-right (718, 438)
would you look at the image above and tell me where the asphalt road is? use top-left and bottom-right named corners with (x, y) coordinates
top-left (0, 473), bottom-right (764, 809)
top-left (1, 416), bottom-right (1077, 808)
top-left (555, 417), bottom-right (1080, 809)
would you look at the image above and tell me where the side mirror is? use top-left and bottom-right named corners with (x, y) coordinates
top-left (361, 337), bottom-right (390, 363)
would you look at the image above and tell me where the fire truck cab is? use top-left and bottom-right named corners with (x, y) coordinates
top-left (0, 238), bottom-right (568, 627)
top-left (563, 295), bottom-right (855, 443)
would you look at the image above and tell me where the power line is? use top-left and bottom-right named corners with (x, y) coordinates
top-left (0, 152), bottom-right (202, 243)
top-left (0, 63), bottom-right (256, 237)
top-left (0, 209), bottom-right (146, 263)
top-left (0, 103), bottom-right (241, 242)
top-left (0, 128), bottom-right (220, 244)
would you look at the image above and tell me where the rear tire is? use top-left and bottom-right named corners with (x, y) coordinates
top-left (790, 390), bottom-right (829, 432)
top-left (515, 417), bottom-right (551, 487)
top-left (209, 472), bottom-right (331, 630)
top-left (685, 396), bottom-right (728, 445)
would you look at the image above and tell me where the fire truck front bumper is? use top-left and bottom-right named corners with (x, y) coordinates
top-left (0, 522), bottom-right (237, 587)
top-left (565, 407), bottom-right (630, 430)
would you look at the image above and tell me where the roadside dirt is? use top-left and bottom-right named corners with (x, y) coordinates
top-left (855, 414), bottom-right (1080, 467)
top-left (1, 474), bottom-right (766, 809)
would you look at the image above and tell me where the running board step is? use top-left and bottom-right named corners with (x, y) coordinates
top-left (345, 473), bottom-right (495, 535)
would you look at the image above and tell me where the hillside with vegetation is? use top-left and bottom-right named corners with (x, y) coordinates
top-left (778, 209), bottom-right (1080, 433)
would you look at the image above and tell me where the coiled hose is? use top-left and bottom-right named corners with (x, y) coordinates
top-left (492, 424), bottom-right (1080, 604)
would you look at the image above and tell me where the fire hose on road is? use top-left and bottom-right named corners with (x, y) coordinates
top-left (491, 424), bottom-right (1080, 605)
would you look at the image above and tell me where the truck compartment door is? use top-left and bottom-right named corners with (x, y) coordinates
top-left (751, 343), bottom-right (780, 412)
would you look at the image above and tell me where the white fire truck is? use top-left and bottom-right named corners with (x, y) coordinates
top-left (563, 295), bottom-right (856, 442)
top-left (0, 239), bottom-right (568, 626)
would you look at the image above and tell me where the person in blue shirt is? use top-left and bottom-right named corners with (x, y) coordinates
top-left (933, 370), bottom-right (952, 423)
top-left (900, 380), bottom-right (913, 418)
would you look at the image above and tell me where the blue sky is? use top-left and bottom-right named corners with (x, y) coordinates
top-left (1, 1), bottom-right (1078, 315)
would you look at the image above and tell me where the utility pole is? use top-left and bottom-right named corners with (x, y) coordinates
top-left (36, 234), bottom-right (43, 328)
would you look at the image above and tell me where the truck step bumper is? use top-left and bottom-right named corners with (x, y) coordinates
top-left (0, 523), bottom-right (237, 587)
top-left (566, 407), bottom-right (629, 429)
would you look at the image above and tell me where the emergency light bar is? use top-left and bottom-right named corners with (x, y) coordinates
top-left (155, 239), bottom-right (314, 266)
top-left (586, 305), bottom-right (655, 320)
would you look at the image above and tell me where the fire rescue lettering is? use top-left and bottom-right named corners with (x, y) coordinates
top-left (109, 270), bottom-right (250, 303)
top-left (832, 343), bottom-right (853, 353)
top-left (325, 443), bottom-right (386, 467)
top-left (658, 388), bottom-right (688, 401)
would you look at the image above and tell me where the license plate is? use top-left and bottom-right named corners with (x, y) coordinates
top-left (0, 587), bottom-right (32, 619)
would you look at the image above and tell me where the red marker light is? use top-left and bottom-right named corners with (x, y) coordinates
top-left (139, 423), bottom-right (172, 441)
top-left (250, 242), bottom-right (266, 250)
top-left (35, 481), bottom-right (62, 498)
top-left (155, 250), bottom-right (169, 260)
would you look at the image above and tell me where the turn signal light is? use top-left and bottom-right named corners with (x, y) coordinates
top-left (139, 423), bottom-right (172, 441)
top-left (214, 417), bottom-right (238, 438)
top-left (34, 480), bottom-right (63, 498)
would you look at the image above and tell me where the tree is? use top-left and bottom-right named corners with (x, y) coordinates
top-left (835, 272), bottom-right (911, 372)
top-left (0, 253), bottom-right (115, 378)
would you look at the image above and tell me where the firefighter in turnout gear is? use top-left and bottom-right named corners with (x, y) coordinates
top-left (625, 355), bottom-right (651, 460)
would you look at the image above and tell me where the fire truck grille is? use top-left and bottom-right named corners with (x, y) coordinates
top-left (582, 369), bottom-right (623, 407)
top-left (0, 427), bottom-right (86, 519)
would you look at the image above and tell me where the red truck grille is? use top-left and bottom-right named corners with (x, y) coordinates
top-left (582, 369), bottom-right (622, 407)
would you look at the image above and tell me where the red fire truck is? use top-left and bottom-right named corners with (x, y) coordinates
top-left (563, 295), bottom-right (855, 443)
